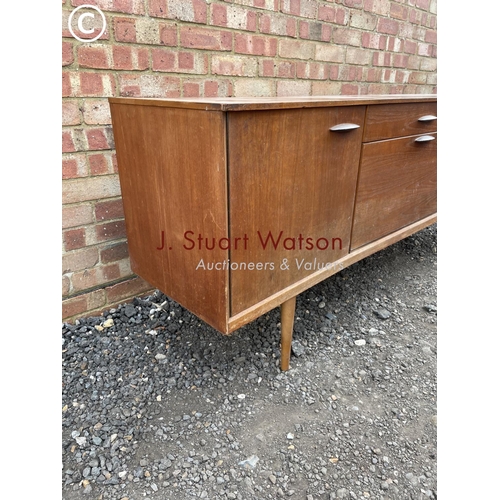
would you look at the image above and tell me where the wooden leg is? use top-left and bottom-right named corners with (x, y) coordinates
top-left (280, 296), bottom-right (296, 371)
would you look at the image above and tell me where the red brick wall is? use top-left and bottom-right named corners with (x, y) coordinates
top-left (62, 0), bottom-right (437, 321)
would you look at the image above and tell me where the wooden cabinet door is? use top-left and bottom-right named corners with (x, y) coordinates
top-left (228, 106), bottom-right (366, 315)
top-left (351, 133), bottom-right (437, 250)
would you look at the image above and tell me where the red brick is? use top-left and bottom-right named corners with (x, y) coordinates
top-left (373, 52), bottom-right (392, 67)
top-left (152, 49), bottom-right (208, 74)
top-left (100, 241), bottom-right (129, 264)
top-left (393, 54), bottom-right (409, 68)
top-left (160, 22), bottom-right (178, 45)
top-left (106, 276), bottom-right (152, 303)
top-left (62, 154), bottom-right (88, 179)
top-left (86, 128), bottom-right (112, 150)
top-left (119, 74), bottom-right (181, 97)
top-left (79, 72), bottom-right (116, 97)
top-left (71, 0), bottom-right (145, 14)
top-left (62, 204), bottom-right (93, 229)
top-left (112, 46), bottom-right (133, 70)
top-left (95, 198), bottom-right (125, 220)
top-left (425, 29), bottom-right (437, 44)
top-left (211, 4), bottom-right (257, 31)
top-left (113, 0), bottom-right (145, 14)
top-left (62, 42), bottom-right (74, 66)
top-left (62, 247), bottom-right (99, 273)
top-left (338, 65), bottom-right (363, 81)
top-left (408, 71), bottom-right (427, 84)
top-left (62, 295), bottom-right (87, 319)
top-left (259, 59), bottom-right (275, 77)
top-left (365, 67), bottom-right (382, 82)
top-left (80, 72), bottom-right (103, 95)
top-left (296, 62), bottom-right (327, 80)
top-left (404, 39), bottom-right (417, 54)
top-left (318, 6), bottom-right (348, 25)
top-left (277, 61), bottom-right (295, 78)
top-left (409, 9), bottom-right (420, 25)
top-left (341, 83), bottom-right (360, 95)
top-left (235, 34), bottom-right (277, 56)
top-left (71, 268), bottom-right (99, 292)
top-left (181, 26), bottom-right (232, 51)
top-left (362, 32), bottom-right (387, 50)
top-left (114, 17), bottom-right (136, 42)
top-left (96, 220), bottom-right (127, 242)
top-left (63, 72), bottom-right (72, 97)
top-left (364, 0), bottom-right (390, 16)
top-left (62, 289), bottom-right (108, 320)
top-left (203, 80), bottom-right (233, 97)
top-left (281, 0), bottom-right (318, 19)
top-left (149, 0), bottom-right (207, 23)
top-left (344, 0), bottom-right (363, 7)
top-left (377, 18), bottom-right (400, 35)
top-left (63, 131), bottom-right (76, 153)
top-left (252, 0), bottom-right (279, 10)
top-left (63, 276), bottom-right (71, 297)
top-left (89, 153), bottom-right (113, 175)
top-left (103, 263), bottom-right (121, 281)
top-left (415, 0), bottom-right (430, 9)
top-left (183, 81), bottom-right (201, 97)
top-left (210, 4), bottom-right (227, 26)
top-left (78, 45), bottom-right (111, 69)
top-left (259, 13), bottom-right (296, 37)
top-left (62, 158), bottom-right (78, 179)
top-left (391, 3), bottom-right (408, 20)
top-left (62, 101), bottom-right (81, 126)
top-left (64, 227), bottom-right (86, 251)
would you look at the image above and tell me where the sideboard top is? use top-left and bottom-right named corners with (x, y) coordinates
top-left (108, 94), bottom-right (437, 112)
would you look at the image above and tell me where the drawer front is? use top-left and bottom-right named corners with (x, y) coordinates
top-left (363, 102), bottom-right (437, 142)
top-left (351, 133), bottom-right (437, 250)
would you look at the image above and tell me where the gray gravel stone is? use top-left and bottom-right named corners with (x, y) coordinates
top-left (62, 225), bottom-right (437, 500)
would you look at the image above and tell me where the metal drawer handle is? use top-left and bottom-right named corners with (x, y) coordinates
top-left (329, 123), bottom-right (360, 132)
top-left (415, 135), bottom-right (436, 142)
top-left (418, 115), bottom-right (437, 122)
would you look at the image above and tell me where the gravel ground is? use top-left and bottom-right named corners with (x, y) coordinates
top-left (62, 225), bottom-right (437, 500)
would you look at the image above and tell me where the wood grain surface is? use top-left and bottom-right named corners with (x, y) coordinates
top-left (351, 133), bottom-right (437, 250)
top-left (109, 103), bottom-right (230, 332)
top-left (228, 106), bottom-right (366, 315)
top-left (363, 102), bottom-right (437, 142)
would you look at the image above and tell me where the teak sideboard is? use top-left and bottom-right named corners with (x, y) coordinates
top-left (108, 95), bottom-right (437, 370)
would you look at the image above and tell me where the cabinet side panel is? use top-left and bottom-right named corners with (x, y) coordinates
top-left (228, 107), bottom-right (365, 315)
top-left (351, 133), bottom-right (437, 250)
top-left (109, 104), bottom-right (229, 332)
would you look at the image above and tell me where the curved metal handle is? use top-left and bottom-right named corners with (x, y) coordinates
top-left (329, 123), bottom-right (360, 132)
top-left (418, 115), bottom-right (437, 122)
top-left (415, 135), bottom-right (436, 142)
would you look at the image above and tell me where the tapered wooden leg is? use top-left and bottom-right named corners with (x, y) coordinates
top-left (280, 296), bottom-right (296, 371)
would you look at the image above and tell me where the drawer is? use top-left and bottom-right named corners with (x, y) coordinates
top-left (363, 102), bottom-right (437, 142)
top-left (351, 132), bottom-right (437, 250)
